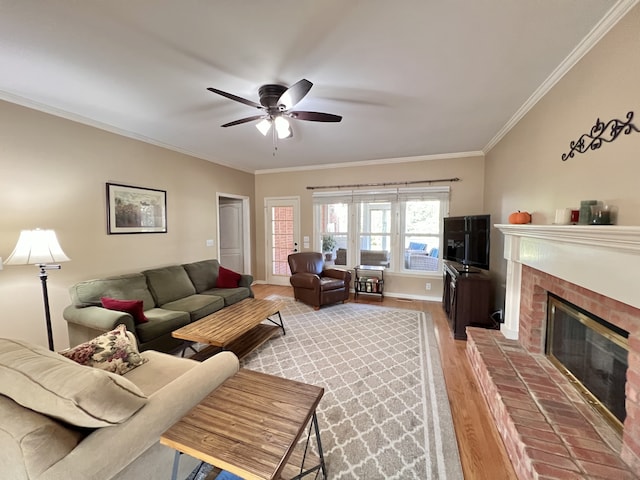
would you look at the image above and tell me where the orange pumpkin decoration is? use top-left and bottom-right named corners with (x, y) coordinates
top-left (508, 211), bottom-right (531, 224)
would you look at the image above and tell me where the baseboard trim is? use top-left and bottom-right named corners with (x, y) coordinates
top-left (381, 291), bottom-right (442, 303)
top-left (251, 281), bottom-right (443, 303)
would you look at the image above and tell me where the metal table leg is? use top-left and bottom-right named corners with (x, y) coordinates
top-left (266, 310), bottom-right (286, 336)
top-left (171, 451), bottom-right (181, 480)
top-left (291, 412), bottom-right (326, 479)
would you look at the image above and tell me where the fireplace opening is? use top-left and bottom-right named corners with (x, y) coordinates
top-left (546, 293), bottom-right (629, 433)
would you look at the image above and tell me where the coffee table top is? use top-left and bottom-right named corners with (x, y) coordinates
top-left (160, 368), bottom-right (324, 480)
top-left (172, 298), bottom-right (282, 347)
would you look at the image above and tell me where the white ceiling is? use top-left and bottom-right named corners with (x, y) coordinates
top-left (0, 1), bottom-right (631, 173)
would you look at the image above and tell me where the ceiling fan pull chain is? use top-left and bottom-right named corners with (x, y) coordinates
top-left (272, 124), bottom-right (278, 156)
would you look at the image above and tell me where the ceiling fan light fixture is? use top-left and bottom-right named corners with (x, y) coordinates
top-left (208, 79), bottom-right (339, 145)
top-left (255, 118), bottom-right (271, 136)
top-left (275, 116), bottom-right (291, 139)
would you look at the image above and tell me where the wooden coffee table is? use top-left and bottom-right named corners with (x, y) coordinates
top-left (172, 298), bottom-right (285, 360)
top-left (160, 368), bottom-right (326, 480)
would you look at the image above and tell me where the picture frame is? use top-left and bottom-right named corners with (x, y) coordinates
top-left (106, 182), bottom-right (167, 234)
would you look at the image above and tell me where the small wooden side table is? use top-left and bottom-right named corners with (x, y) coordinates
top-left (160, 369), bottom-right (326, 480)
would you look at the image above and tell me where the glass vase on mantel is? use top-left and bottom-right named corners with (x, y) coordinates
top-left (579, 200), bottom-right (597, 225)
top-left (590, 204), bottom-right (614, 225)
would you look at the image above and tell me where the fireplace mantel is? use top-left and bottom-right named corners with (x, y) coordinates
top-left (495, 224), bottom-right (640, 339)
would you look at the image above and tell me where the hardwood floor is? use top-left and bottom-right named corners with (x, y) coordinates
top-left (251, 284), bottom-right (517, 479)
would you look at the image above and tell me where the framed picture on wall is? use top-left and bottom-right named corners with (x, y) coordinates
top-left (106, 182), bottom-right (167, 234)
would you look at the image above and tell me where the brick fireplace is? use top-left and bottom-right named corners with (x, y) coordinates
top-left (468, 224), bottom-right (640, 477)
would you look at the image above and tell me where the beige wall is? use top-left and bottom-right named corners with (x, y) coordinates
top-left (0, 101), bottom-right (255, 349)
top-left (4, 5), bottom-right (638, 349)
top-left (484, 4), bottom-right (640, 310)
top-left (254, 155), bottom-right (486, 299)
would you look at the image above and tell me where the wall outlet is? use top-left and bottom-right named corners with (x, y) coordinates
top-left (425, 282), bottom-right (431, 291)
top-left (206, 239), bottom-right (214, 247)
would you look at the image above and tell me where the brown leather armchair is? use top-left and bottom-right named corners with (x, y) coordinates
top-left (288, 252), bottom-right (352, 310)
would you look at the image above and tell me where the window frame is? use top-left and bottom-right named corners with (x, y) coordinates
top-left (399, 197), bottom-right (448, 274)
top-left (313, 187), bottom-right (449, 274)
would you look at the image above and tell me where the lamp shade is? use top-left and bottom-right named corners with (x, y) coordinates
top-left (255, 118), bottom-right (271, 136)
top-left (274, 116), bottom-right (291, 139)
top-left (4, 229), bottom-right (70, 266)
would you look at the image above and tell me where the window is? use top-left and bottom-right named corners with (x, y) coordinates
top-left (313, 187), bottom-right (449, 273)
top-left (317, 202), bottom-right (349, 262)
top-left (402, 199), bottom-right (442, 272)
top-left (358, 200), bottom-right (392, 266)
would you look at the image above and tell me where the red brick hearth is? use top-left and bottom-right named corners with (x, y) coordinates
top-left (467, 265), bottom-right (640, 479)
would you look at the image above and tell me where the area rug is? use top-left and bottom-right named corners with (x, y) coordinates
top-left (236, 296), bottom-right (463, 480)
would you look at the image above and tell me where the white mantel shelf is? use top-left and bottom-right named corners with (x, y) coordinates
top-left (495, 224), bottom-right (640, 253)
top-left (495, 223), bottom-right (640, 339)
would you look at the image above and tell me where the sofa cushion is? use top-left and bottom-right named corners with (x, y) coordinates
top-left (59, 324), bottom-right (148, 375)
top-left (143, 265), bottom-right (197, 305)
top-left (123, 350), bottom-right (199, 396)
top-left (135, 308), bottom-right (191, 344)
top-left (182, 259), bottom-right (220, 293)
top-left (161, 294), bottom-right (225, 321)
top-left (319, 277), bottom-right (346, 291)
top-left (217, 266), bottom-right (241, 288)
top-left (101, 297), bottom-right (148, 324)
top-left (69, 273), bottom-right (156, 311)
top-left (201, 287), bottom-right (252, 306)
top-left (0, 338), bottom-right (147, 428)
top-left (0, 394), bottom-right (85, 478)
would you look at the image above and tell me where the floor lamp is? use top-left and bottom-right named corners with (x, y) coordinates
top-left (4, 229), bottom-right (70, 351)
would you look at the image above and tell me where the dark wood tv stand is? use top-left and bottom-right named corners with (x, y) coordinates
top-left (442, 261), bottom-right (492, 340)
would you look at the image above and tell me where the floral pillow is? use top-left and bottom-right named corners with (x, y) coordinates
top-left (59, 324), bottom-right (148, 375)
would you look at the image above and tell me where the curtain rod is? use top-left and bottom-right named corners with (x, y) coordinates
top-left (306, 177), bottom-right (460, 190)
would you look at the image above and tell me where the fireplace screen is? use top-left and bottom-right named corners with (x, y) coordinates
top-left (546, 294), bottom-right (629, 431)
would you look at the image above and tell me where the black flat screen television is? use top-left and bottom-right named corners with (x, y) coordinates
top-left (443, 214), bottom-right (490, 271)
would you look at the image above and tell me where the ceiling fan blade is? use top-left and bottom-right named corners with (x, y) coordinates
top-left (289, 111), bottom-right (342, 122)
top-left (207, 87), bottom-right (264, 110)
top-left (221, 115), bottom-right (266, 127)
top-left (277, 79), bottom-right (313, 111)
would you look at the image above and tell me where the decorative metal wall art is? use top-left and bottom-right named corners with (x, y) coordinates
top-left (561, 111), bottom-right (639, 161)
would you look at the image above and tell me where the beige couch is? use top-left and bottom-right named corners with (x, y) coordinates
top-left (0, 336), bottom-right (239, 480)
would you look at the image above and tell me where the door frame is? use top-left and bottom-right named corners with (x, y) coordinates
top-left (264, 196), bottom-right (300, 286)
top-left (216, 192), bottom-right (251, 274)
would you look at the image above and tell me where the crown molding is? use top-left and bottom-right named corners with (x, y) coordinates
top-left (254, 151), bottom-right (484, 175)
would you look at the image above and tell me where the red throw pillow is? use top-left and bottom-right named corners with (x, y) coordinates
top-left (101, 297), bottom-right (148, 324)
top-left (216, 266), bottom-right (242, 288)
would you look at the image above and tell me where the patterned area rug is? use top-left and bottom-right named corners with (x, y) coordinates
top-left (237, 296), bottom-right (463, 480)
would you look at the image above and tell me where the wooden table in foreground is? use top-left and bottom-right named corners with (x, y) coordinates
top-left (172, 298), bottom-right (285, 360)
top-left (160, 368), bottom-right (327, 480)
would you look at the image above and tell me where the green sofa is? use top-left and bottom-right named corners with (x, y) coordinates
top-left (63, 259), bottom-right (253, 353)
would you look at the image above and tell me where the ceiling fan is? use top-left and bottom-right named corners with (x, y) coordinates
top-left (207, 79), bottom-right (342, 141)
